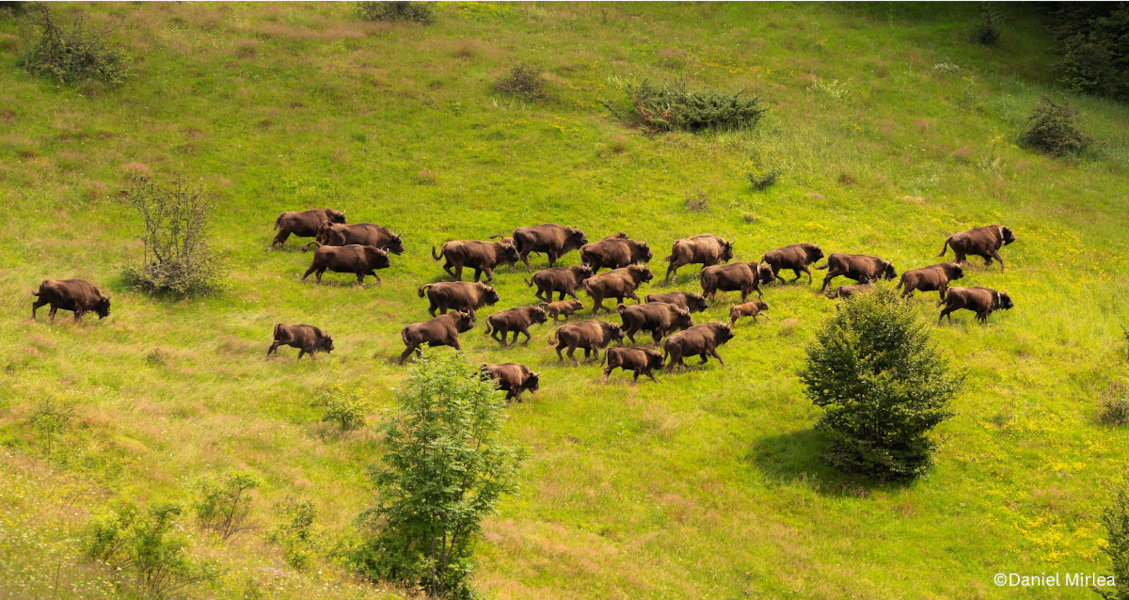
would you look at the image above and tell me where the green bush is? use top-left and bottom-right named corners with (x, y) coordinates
top-left (1097, 482), bottom-right (1129, 600)
top-left (747, 168), bottom-right (783, 191)
top-left (120, 173), bottom-right (225, 297)
top-left (29, 396), bottom-right (75, 460)
top-left (85, 501), bottom-right (215, 598)
top-left (21, 5), bottom-right (129, 86)
top-left (195, 471), bottom-right (260, 540)
top-left (312, 384), bottom-right (374, 431)
top-left (1101, 396), bottom-right (1129, 427)
top-left (354, 352), bottom-right (523, 600)
top-left (1052, 4), bottom-right (1129, 101)
top-left (603, 78), bottom-right (767, 134)
top-left (357, 1), bottom-right (435, 24)
top-left (799, 288), bottom-right (963, 480)
top-left (970, 4), bottom-right (1004, 46)
top-left (494, 63), bottom-right (547, 100)
top-left (1019, 96), bottom-right (1092, 157)
top-left (267, 497), bottom-right (319, 570)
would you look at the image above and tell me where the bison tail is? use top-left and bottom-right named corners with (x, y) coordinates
top-left (302, 241), bottom-right (320, 253)
top-left (524, 278), bottom-right (533, 287)
top-left (431, 245), bottom-right (443, 261)
top-left (616, 303), bottom-right (627, 314)
top-left (483, 319), bottom-right (493, 335)
top-left (272, 323), bottom-right (282, 339)
top-left (547, 330), bottom-right (558, 345)
top-left (813, 263), bottom-right (828, 270)
top-left (417, 284), bottom-right (431, 298)
top-left (600, 351), bottom-right (607, 367)
top-left (273, 213), bottom-right (282, 230)
top-left (937, 238), bottom-right (951, 258)
top-left (662, 254), bottom-right (673, 262)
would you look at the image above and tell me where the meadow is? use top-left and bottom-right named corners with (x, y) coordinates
top-left (1, 2), bottom-right (1128, 598)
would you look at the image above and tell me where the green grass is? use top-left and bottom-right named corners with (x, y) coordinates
top-left (1, 2), bottom-right (1128, 598)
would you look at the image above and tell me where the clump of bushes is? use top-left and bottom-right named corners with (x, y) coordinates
top-left (1052, 3), bottom-right (1129, 101)
top-left (603, 79), bottom-right (766, 135)
top-left (799, 288), bottom-right (963, 480)
top-left (970, 3), bottom-right (1004, 46)
top-left (1019, 96), bottom-right (1092, 157)
top-left (357, 1), bottom-right (435, 25)
top-left (21, 5), bottom-right (129, 86)
top-left (1097, 481), bottom-right (1129, 600)
top-left (494, 62), bottom-right (547, 100)
top-left (120, 173), bottom-right (224, 297)
top-left (312, 384), bottom-right (374, 431)
top-left (1102, 396), bottom-right (1129, 426)
top-left (195, 471), bottom-right (260, 541)
top-left (29, 396), bottom-right (75, 460)
top-left (747, 168), bottom-right (783, 191)
top-left (268, 497), bottom-right (319, 570)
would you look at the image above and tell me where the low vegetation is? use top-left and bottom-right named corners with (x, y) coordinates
top-left (1053, 3), bottom-right (1129, 101)
top-left (494, 63), bottom-right (548, 101)
top-left (313, 384), bottom-right (375, 431)
top-left (194, 471), bottom-right (260, 541)
top-left (20, 4), bottom-right (128, 86)
top-left (603, 78), bottom-right (766, 134)
top-left (357, 1), bottom-right (435, 25)
top-left (747, 168), bottom-right (783, 191)
top-left (1019, 95), bottom-right (1093, 157)
top-left (1097, 482), bottom-right (1129, 600)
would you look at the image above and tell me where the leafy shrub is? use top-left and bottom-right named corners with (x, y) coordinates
top-left (267, 497), bottom-right (319, 570)
top-left (195, 471), bottom-right (260, 541)
top-left (1101, 396), bottom-right (1129, 427)
top-left (970, 4), bottom-right (1004, 46)
top-left (30, 396), bottom-right (75, 460)
top-left (85, 501), bottom-right (215, 598)
top-left (1019, 96), bottom-right (1092, 157)
top-left (807, 77), bottom-right (850, 100)
top-left (354, 352), bottom-right (523, 600)
top-left (120, 173), bottom-right (224, 297)
top-left (1097, 481), bottom-right (1129, 600)
top-left (357, 1), bottom-right (435, 25)
top-left (799, 288), bottom-right (963, 480)
top-left (747, 168), bottom-right (783, 191)
top-left (312, 384), bottom-right (374, 431)
top-left (603, 78), bottom-right (766, 135)
top-left (494, 62), bottom-right (547, 100)
top-left (1052, 3), bottom-right (1129, 101)
top-left (21, 5), bottom-right (129, 86)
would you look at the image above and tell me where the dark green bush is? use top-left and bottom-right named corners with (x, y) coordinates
top-left (603, 79), bottom-right (767, 134)
top-left (1097, 481), bottom-right (1129, 599)
top-left (494, 62), bottom-right (547, 100)
top-left (970, 4), bottom-right (1004, 46)
top-left (1019, 96), bottom-right (1092, 157)
top-left (357, 1), bottom-right (435, 25)
top-left (747, 168), bottom-right (783, 190)
top-left (1102, 396), bottom-right (1129, 427)
top-left (21, 5), bottom-right (129, 86)
top-left (1052, 3), bottom-right (1129, 101)
top-left (799, 288), bottom-right (963, 480)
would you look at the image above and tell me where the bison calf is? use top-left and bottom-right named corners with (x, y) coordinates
top-left (526, 265), bottom-right (594, 302)
top-left (483, 306), bottom-right (548, 346)
top-left (481, 363), bottom-right (540, 402)
top-left (399, 311), bottom-right (475, 364)
top-left (268, 324), bottom-right (334, 360)
top-left (540, 300), bottom-right (584, 323)
top-left (897, 262), bottom-right (964, 300)
top-left (601, 347), bottom-right (664, 384)
top-left (728, 300), bottom-right (769, 327)
top-left (644, 291), bottom-right (710, 313)
top-left (663, 322), bottom-right (736, 370)
top-left (32, 279), bottom-right (111, 323)
top-left (548, 320), bottom-right (624, 363)
top-left (584, 264), bottom-right (654, 315)
top-left (937, 287), bottom-right (1014, 325)
top-left (826, 284), bottom-right (873, 299)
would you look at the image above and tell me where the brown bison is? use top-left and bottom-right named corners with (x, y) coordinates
top-left (268, 324), bottom-right (334, 360)
top-left (644, 291), bottom-right (710, 313)
top-left (511, 224), bottom-right (589, 268)
top-left (897, 262), bottom-right (965, 299)
top-left (301, 244), bottom-right (390, 284)
top-left (760, 243), bottom-right (825, 285)
top-left (31, 279), bottom-right (111, 323)
top-left (938, 287), bottom-right (1014, 324)
top-left (526, 265), bottom-right (594, 302)
top-left (939, 224), bottom-right (1016, 272)
top-left (816, 253), bottom-right (897, 292)
top-left (580, 234), bottom-right (653, 273)
top-left (432, 239), bottom-right (520, 283)
top-left (307, 222), bottom-right (404, 255)
top-left (662, 322), bottom-right (736, 370)
top-left (826, 284), bottom-right (873, 299)
top-left (483, 305), bottom-right (548, 346)
top-left (700, 262), bottom-right (774, 302)
top-left (663, 234), bottom-right (734, 283)
top-left (417, 281), bottom-right (500, 317)
top-left (540, 300), bottom-right (584, 323)
top-left (271, 208), bottom-right (345, 249)
top-left (728, 300), bottom-right (769, 327)
top-left (616, 302), bottom-right (693, 344)
top-left (399, 311), bottom-right (475, 364)
top-left (601, 347), bottom-right (664, 384)
top-left (480, 362), bottom-right (540, 402)
top-left (584, 264), bottom-right (655, 315)
top-left (548, 320), bottom-right (624, 362)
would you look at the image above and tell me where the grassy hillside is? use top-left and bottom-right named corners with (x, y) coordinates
top-left (2, 2), bottom-right (1128, 598)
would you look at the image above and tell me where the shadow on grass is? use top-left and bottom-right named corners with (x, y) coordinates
top-left (751, 428), bottom-right (914, 498)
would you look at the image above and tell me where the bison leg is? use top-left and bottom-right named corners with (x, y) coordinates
top-left (49, 305), bottom-right (59, 323)
top-left (820, 271), bottom-right (840, 293)
top-left (566, 345), bottom-right (578, 363)
top-left (602, 364), bottom-right (614, 383)
top-left (990, 250), bottom-right (1005, 272)
top-left (482, 267), bottom-right (494, 283)
top-left (428, 300), bottom-right (439, 317)
top-left (666, 351), bottom-right (684, 371)
top-left (591, 297), bottom-right (604, 315)
top-left (546, 252), bottom-right (558, 268)
top-left (267, 342), bottom-right (281, 358)
top-left (556, 342), bottom-right (566, 361)
top-left (297, 348), bottom-right (307, 360)
top-left (491, 328), bottom-right (505, 345)
top-left (791, 268), bottom-right (804, 283)
top-left (32, 297), bottom-right (48, 320)
top-left (938, 306), bottom-right (955, 325)
top-left (665, 263), bottom-right (678, 284)
top-left (558, 290), bottom-right (569, 302)
top-left (518, 328), bottom-right (531, 345)
top-left (938, 285), bottom-right (947, 301)
top-left (399, 344), bottom-right (417, 365)
top-left (315, 268), bottom-right (327, 283)
top-left (710, 348), bottom-right (725, 366)
top-left (272, 231), bottom-right (290, 249)
top-left (300, 265), bottom-right (318, 281)
top-left (954, 251), bottom-right (967, 267)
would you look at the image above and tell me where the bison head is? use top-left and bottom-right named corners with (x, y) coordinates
top-left (685, 294), bottom-right (709, 313)
top-left (524, 372), bottom-right (541, 395)
top-left (1000, 226), bottom-right (1016, 246)
top-left (454, 311), bottom-right (475, 332)
top-left (567, 300), bottom-right (584, 311)
top-left (483, 286), bottom-right (500, 306)
top-left (574, 265), bottom-right (595, 281)
top-left (567, 228), bottom-right (589, 247)
top-left (498, 242), bottom-right (520, 266)
top-left (530, 306), bottom-right (548, 325)
top-left (607, 324), bottom-right (625, 345)
top-left (646, 350), bottom-right (665, 370)
top-left (946, 262), bottom-right (965, 280)
top-left (755, 263), bottom-right (775, 285)
top-left (880, 261), bottom-right (898, 281)
top-left (634, 242), bottom-right (654, 263)
top-left (754, 300), bottom-right (769, 312)
top-left (673, 307), bottom-right (694, 330)
top-left (326, 209), bottom-right (346, 224)
top-left (364, 246), bottom-right (391, 269)
top-left (998, 292), bottom-right (1014, 310)
top-left (95, 294), bottom-right (112, 319)
top-left (715, 323), bottom-right (736, 344)
top-left (720, 240), bottom-right (735, 263)
top-left (806, 244), bottom-right (825, 263)
top-left (316, 333), bottom-right (335, 354)
top-left (385, 233), bottom-right (405, 255)
top-left (629, 264), bottom-right (654, 283)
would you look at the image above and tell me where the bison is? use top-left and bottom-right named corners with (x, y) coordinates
top-left (526, 265), bottom-right (594, 302)
top-left (432, 239), bottom-right (520, 283)
top-left (663, 234), bottom-right (734, 283)
top-left (700, 262), bottom-right (774, 302)
top-left (417, 281), bottom-right (500, 317)
top-left (939, 224), bottom-right (1016, 272)
top-left (480, 362), bottom-right (540, 402)
top-left (584, 264), bottom-right (655, 315)
top-left (307, 222), bottom-right (404, 255)
top-left (548, 320), bottom-right (624, 362)
top-left (580, 234), bottom-right (653, 273)
top-left (601, 347), bottom-right (664, 384)
top-left (483, 305), bottom-right (548, 346)
top-left (616, 302), bottom-right (693, 344)
top-left (897, 262), bottom-right (965, 299)
top-left (540, 300), bottom-right (584, 323)
top-left (271, 208), bottom-right (345, 249)
top-left (662, 322), bottom-right (736, 370)
top-left (511, 224), bottom-right (589, 268)
top-left (728, 300), bottom-right (769, 327)
top-left (760, 243), bottom-right (825, 285)
top-left (301, 244), bottom-right (390, 284)
top-left (268, 323), bottom-right (334, 360)
top-left (31, 279), bottom-right (111, 323)
top-left (826, 284), bottom-right (873, 299)
top-left (399, 311), bottom-right (475, 364)
top-left (816, 253), bottom-right (897, 292)
top-left (644, 291), bottom-right (710, 313)
top-left (937, 287), bottom-right (1014, 324)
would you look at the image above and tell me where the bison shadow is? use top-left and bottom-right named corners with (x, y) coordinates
top-left (749, 429), bottom-right (913, 497)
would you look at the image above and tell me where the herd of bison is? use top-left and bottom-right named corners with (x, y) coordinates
top-left (30, 207), bottom-right (1017, 401)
